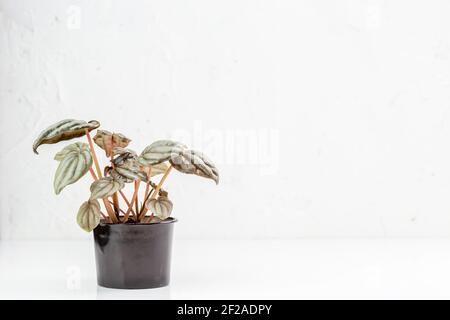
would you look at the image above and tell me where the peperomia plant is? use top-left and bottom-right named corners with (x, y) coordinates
top-left (33, 119), bottom-right (219, 232)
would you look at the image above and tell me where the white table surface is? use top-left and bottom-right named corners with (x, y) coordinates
top-left (1, 238), bottom-right (450, 299)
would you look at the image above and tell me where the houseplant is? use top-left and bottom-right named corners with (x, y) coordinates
top-left (32, 119), bottom-right (219, 289)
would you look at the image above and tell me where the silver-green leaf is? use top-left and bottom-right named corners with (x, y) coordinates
top-left (113, 147), bottom-right (137, 158)
top-left (149, 162), bottom-right (169, 177)
top-left (112, 148), bottom-right (138, 167)
top-left (138, 140), bottom-right (186, 166)
top-left (53, 143), bottom-right (93, 194)
top-left (77, 199), bottom-right (101, 232)
top-left (54, 142), bottom-right (89, 161)
top-left (90, 176), bottom-right (124, 200)
top-left (145, 196), bottom-right (173, 220)
top-left (140, 161), bottom-right (169, 177)
top-left (110, 156), bottom-right (147, 183)
top-left (33, 119), bottom-right (100, 154)
top-left (170, 149), bottom-right (219, 184)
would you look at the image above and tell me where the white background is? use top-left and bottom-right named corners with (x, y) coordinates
top-left (1, 0), bottom-right (450, 241)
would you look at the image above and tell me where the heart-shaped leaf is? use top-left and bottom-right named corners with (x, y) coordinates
top-left (93, 130), bottom-right (131, 157)
top-left (138, 140), bottom-right (186, 166)
top-left (33, 119), bottom-right (100, 154)
top-left (77, 199), bottom-right (101, 232)
top-left (54, 142), bottom-right (88, 161)
top-left (54, 143), bottom-right (93, 194)
top-left (145, 196), bottom-right (173, 220)
top-left (170, 149), bottom-right (219, 184)
top-left (90, 176), bottom-right (124, 199)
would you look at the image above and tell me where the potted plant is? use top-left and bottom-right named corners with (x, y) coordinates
top-left (32, 119), bottom-right (219, 289)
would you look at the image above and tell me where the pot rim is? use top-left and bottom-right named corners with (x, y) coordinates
top-left (98, 217), bottom-right (178, 227)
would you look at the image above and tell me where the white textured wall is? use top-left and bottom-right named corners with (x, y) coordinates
top-left (1, 0), bottom-right (450, 239)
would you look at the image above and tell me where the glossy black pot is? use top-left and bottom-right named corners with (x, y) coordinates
top-left (93, 218), bottom-right (177, 289)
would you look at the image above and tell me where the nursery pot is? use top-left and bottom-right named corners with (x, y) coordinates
top-left (93, 217), bottom-right (177, 289)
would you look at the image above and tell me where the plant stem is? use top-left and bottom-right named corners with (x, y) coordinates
top-left (143, 167), bottom-right (152, 200)
top-left (138, 165), bottom-right (172, 221)
top-left (102, 198), bottom-right (119, 223)
top-left (139, 189), bottom-right (154, 217)
top-left (89, 168), bottom-right (98, 180)
top-left (112, 192), bottom-right (120, 219)
top-left (108, 201), bottom-right (130, 216)
top-left (85, 129), bottom-right (118, 223)
top-left (103, 200), bottom-right (117, 222)
top-left (139, 167), bottom-right (153, 214)
top-left (152, 165), bottom-right (172, 199)
top-left (146, 212), bottom-right (154, 224)
top-left (109, 136), bottom-right (120, 217)
top-left (85, 129), bottom-right (102, 179)
top-left (134, 180), bottom-right (141, 222)
top-left (118, 190), bottom-right (135, 217)
top-left (122, 182), bottom-right (140, 223)
top-left (134, 180), bottom-right (140, 215)
top-left (100, 211), bottom-right (108, 220)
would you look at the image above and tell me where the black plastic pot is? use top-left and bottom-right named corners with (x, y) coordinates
top-left (93, 217), bottom-right (177, 289)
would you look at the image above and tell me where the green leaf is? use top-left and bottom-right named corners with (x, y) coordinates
top-left (145, 196), bottom-right (173, 220)
top-left (33, 119), bottom-right (100, 154)
top-left (53, 143), bottom-right (93, 194)
top-left (90, 176), bottom-right (124, 199)
top-left (77, 199), bottom-right (101, 232)
top-left (138, 140), bottom-right (186, 166)
top-left (170, 149), bottom-right (219, 184)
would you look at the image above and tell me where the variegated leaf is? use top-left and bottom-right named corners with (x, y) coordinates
top-left (113, 147), bottom-right (137, 157)
top-left (138, 140), bottom-right (186, 166)
top-left (140, 161), bottom-right (169, 177)
top-left (90, 176), bottom-right (124, 200)
top-left (149, 162), bottom-right (169, 177)
top-left (104, 165), bottom-right (113, 178)
top-left (33, 119), bottom-right (100, 154)
top-left (77, 199), bottom-right (101, 232)
top-left (112, 149), bottom-right (137, 167)
top-left (93, 130), bottom-right (131, 157)
top-left (170, 149), bottom-right (219, 184)
top-left (54, 142), bottom-right (89, 161)
top-left (53, 143), bottom-right (93, 194)
top-left (110, 158), bottom-right (147, 183)
top-left (145, 196), bottom-right (173, 220)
